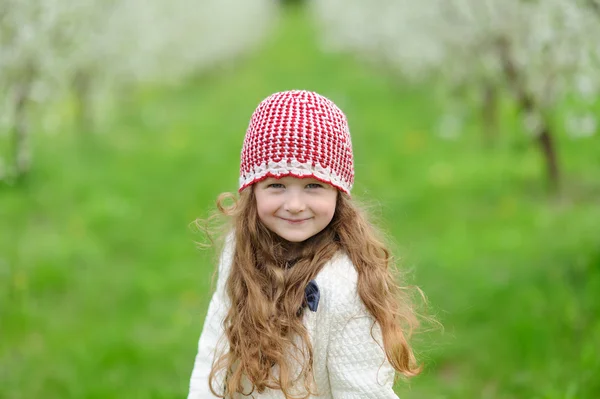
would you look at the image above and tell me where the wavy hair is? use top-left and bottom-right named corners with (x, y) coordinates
top-left (201, 187), bottom-right (422, 398)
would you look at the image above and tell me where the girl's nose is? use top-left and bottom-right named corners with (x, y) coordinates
top-left (284, 192), bottom-right (306, 213)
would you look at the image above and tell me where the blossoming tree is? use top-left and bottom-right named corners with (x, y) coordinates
top-left (312, 0), bottom-right (600, 190)
top-left (0, 0), bottom-right (277, 182)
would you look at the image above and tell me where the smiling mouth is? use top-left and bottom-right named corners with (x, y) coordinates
top-left (280, 217), bottom-right (311, 224)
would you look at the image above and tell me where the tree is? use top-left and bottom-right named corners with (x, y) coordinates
top-left (0, 0), bottom-right (278, 182)
top-left (0, 0), bottom-right (63, 181)
top-left (311, 0), bottom-right (600, 191)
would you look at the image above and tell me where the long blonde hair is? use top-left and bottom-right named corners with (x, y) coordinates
top-left (203, 187), bottom-right (422, 398)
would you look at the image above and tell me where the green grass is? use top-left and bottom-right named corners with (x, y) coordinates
top-left (2, 5), bottom-right (600, 398)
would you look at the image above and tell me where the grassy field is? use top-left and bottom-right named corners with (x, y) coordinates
top-left (1, 5), bottom-right (599, 399)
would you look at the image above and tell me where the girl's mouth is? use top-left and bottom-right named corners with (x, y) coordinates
top-left (280, 217), bottom-right (311, 224)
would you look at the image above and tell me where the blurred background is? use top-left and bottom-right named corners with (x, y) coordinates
top-left (1, 0), bottom-right (599, 398)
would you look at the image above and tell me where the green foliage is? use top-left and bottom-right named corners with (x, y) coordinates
top-left (1, 6), bottom-right (599, 399)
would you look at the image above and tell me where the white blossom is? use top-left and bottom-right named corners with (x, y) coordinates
top-left (312, 0), bottom-right (600, 134)
top-left (0, 0), bottom-right (278, 128)
top-left (0, 0), bottom-right (277, 178)
top-left (565, 112), bottom-right (597, 138)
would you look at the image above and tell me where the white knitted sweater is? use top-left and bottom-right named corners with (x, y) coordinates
top-left (187, 240), bottom-right (399, 399)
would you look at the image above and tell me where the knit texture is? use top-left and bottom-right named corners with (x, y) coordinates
top-left (239, 90), bottom-right (355, 194)
top-left (187, 239), bottom-right (399, 399)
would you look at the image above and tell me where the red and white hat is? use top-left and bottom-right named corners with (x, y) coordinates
top-left (239, 90), bottom-right (354, 194)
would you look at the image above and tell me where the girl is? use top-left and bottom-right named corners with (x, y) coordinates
top-left (188, 90), bottom-right (422, 398)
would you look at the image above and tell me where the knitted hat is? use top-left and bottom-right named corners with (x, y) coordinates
top-left (239, 90), bottom-right (354, 194)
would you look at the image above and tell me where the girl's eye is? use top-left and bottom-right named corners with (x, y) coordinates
top-left (268, 183), bottom-right (285, 189)
top-left (306, 183), bottom-right (323, 189)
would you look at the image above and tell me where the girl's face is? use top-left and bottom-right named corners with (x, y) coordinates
top-left (254, 176), bottom-right (338, 243)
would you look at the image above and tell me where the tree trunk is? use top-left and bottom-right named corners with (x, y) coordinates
top-left (11, 80), bottom-right (32, 180)
top-left (482, 82), bottom-right (499, 147)
top-left (73, 69), bottom-right (94, 134)
top-left (536, 127), bottom-right (560, 191)
top-left (497, 38), bottom-right (561, 191)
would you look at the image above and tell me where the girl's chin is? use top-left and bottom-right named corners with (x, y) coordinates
top-left (274, 229), bottom-right (314, 243)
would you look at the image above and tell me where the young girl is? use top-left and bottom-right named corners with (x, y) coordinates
top-left (188, 90), bottom-right (422, 398)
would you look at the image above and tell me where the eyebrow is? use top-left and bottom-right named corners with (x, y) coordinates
top-left (263, 178), bottom-right (322, 185)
